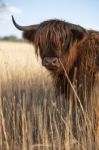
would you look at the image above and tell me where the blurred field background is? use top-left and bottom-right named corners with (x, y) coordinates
top-left (0, 41), bottom-right (99, 150)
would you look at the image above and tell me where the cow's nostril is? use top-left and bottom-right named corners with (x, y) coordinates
top-left (52, 58), bottom-right (58, 64)
top-left (43, 57), bottom-right (50, 65)
top-left (42, 57), bottom-right (59, 67)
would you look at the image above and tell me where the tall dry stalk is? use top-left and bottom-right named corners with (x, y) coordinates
top-left (0, 41), bottom-right (99, 150)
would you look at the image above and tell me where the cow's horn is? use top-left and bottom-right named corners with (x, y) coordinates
top-left (12, 16), bottom-right (38, 31)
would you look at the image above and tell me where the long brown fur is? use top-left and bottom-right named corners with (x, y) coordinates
top-left (21, 19), bottom-right (99, 141)
top-left (23, 19), bottom-right (99, 103)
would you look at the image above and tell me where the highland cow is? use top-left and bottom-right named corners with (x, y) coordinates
top-left (12, 16), bottom-right (99, 107)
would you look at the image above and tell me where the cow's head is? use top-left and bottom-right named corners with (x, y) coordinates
top-left (12, 16), bottom-right (86, 73)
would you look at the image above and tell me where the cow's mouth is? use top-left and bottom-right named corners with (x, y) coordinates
top-left (45, 65), bottom-right (58, 71)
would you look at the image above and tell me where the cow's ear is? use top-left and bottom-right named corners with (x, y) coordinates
top-left (71, 26), bottom-right (86, 42)
top-left (23, 29), bottom-right (37, 43)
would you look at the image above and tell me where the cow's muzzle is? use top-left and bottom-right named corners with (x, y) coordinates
top-left (42, 57), bottom-right (60, 69)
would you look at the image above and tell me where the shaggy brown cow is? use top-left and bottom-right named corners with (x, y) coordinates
top-left (12, 16), bottom-right (99, 106)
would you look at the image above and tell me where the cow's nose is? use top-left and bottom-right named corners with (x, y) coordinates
top-left (42, 57), bottom-right (59, 67)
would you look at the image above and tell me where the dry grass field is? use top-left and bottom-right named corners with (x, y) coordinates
top-left (0, 41), bottom-right (99, 150)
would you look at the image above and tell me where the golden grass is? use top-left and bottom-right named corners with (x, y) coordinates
top-left (0, 41), bottom-right (99, 150)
